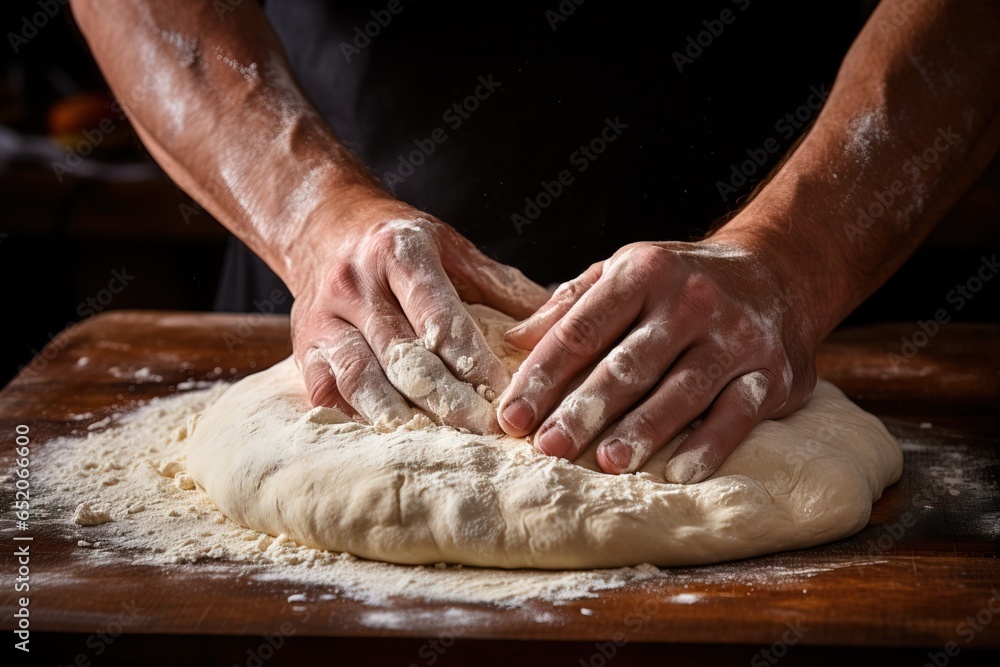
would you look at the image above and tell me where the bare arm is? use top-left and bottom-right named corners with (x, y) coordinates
top-left (71, 0), bottom-right (376, 286)
top-left (71, 0), bottom-right (548, 433)
top-left (499, 0), bottom-right (1000, 481)
top-left (715, 0), bottom-right (1000, 342)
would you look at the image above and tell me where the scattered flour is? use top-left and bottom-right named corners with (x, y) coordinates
top-left (87, 416), bottom-right (113, 431)
top-left (108, 366), bottom-right (164, 383)
top-left (33, 386), bottom-right (662, 606)
top-left (73, 501), bottom-right (112, 526)
top-left (36, 385), bottom-right (880, 609)
top-left (845, 107), bottom-right (890, 165)
top-left (176, 379), bottom-right (216, 391)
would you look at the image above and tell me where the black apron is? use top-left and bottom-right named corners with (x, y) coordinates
top-left (215, 0), bottom-right (867, 313)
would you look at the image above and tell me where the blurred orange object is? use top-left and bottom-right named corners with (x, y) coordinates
top-left (47, 91), bottom-right (129, 153)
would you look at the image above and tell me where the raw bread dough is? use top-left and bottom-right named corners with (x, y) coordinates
top-left (185, 305), bottom-right (902, 569)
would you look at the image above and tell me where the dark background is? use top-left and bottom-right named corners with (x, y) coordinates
top-left (1, 0), bottom-right (997, 388)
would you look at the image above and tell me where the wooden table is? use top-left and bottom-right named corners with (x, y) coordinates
top-left (1, 312), bottom-right (998, 666)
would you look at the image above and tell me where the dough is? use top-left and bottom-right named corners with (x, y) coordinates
top-left (185, 306), bottom-right (902, 569)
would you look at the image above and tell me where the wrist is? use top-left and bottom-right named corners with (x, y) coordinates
top-left (707, 215), bottom-right (848, 347)
top-left (283, 183), bottom-right (418, 295)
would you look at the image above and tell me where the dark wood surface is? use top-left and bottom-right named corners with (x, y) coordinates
top-left (1, 312), bottom-right (998, 664)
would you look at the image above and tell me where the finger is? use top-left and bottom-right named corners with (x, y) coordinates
top-left (533, 316), bottom-right (681, 461)
top-left (498, 263), bottom-right (645, 439)
top-left (342, 287), bottom-right (499, 434)
top-left (298, 348), bottom-right (352, 412)
top-left (295, 316), bottom-right (420, 430)
top-left (386, 227), bottom-right (511, 397)
top-left (663, 371), bottom-right (774, 484)
top-left (384, 340), bottom-right (500, 434)
top-left (504, 262), bottom-right (603, 350)
top-left (332, 263), bottom-right (420, 370)
top-left (593, 346), bottom-right (741, 474)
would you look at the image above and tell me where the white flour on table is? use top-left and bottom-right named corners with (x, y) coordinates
top-left (31, 384), bottom-right (876, 609)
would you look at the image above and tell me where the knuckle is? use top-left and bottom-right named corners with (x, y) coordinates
top-left (606, 344), bottom-right (639, 381)
top-left (679, 273), bottom-right (719, 313)
top-left (732, 313), bottom-right (764, 343)
top-left (308, 384), bottom-right (338, 409)
top-left (325, 263), bottom-right (363, 302)
top-left (768, 353), bottom-right (811, 414)
top-left (332, 353), bottom-right (371, 400)
top-left (305, 363), bottom-right (338, 407)
top-left (365, 221), bottom-right (427, 269)
top-left (730, 370), bottom-right (776, 422)
top-left (760, 357), bottom-right (791, 395)
top-left (366, 227), bottom-right (397, 257)
top-left (607, 248), bottom-right (655, 296)
top-left (416, 304), bottom-right (454, 351)
top-left (615, 245), bottom-right (677, 285)
top-left (554, 276), bottom-right (587, 302)
top-left (554, 312), bottom-right (603, 357)
top-left (611, 266), bottom-right (650, 304)
top-left (674, 368), bottom-right (712, 405)
top-left (622, 243), bottom-right (672, 272)
top-left (625, 410), bottom-right (663, 447)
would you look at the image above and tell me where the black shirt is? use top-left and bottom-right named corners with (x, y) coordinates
top-left (215, 0), bottom-right (867, 313)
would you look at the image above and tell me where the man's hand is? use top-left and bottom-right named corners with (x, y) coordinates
top-left (68, 0), bottom-right (550, 434)
top-left (496, 0), bottom-right (1000, 481)
top-left (291, 196), bottom-right (548, 433)
top-left (497, 238), bottom-right (817, 482)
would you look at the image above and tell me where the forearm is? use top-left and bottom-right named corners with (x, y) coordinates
top-left (70, 0), bottom-right (390, 293)
top-left (713, 0), bottom-right (1000, 343)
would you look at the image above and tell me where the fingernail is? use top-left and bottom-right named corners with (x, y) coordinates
top-left (664, 448), bottom-right (712, 485)
top-left (537, 426), bottom-right (573, 458)
top-left (501, 398), bottom-right (534, 431)
top-left (600, 439), bottom-right (634, 474)
top-left (503, 323), bottom-right (527, 342)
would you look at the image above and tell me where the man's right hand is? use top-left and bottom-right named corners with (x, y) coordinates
top-left (290, 195), bottom-right (549, 433)
top-left (68, 0), bottom-right (548, 432)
